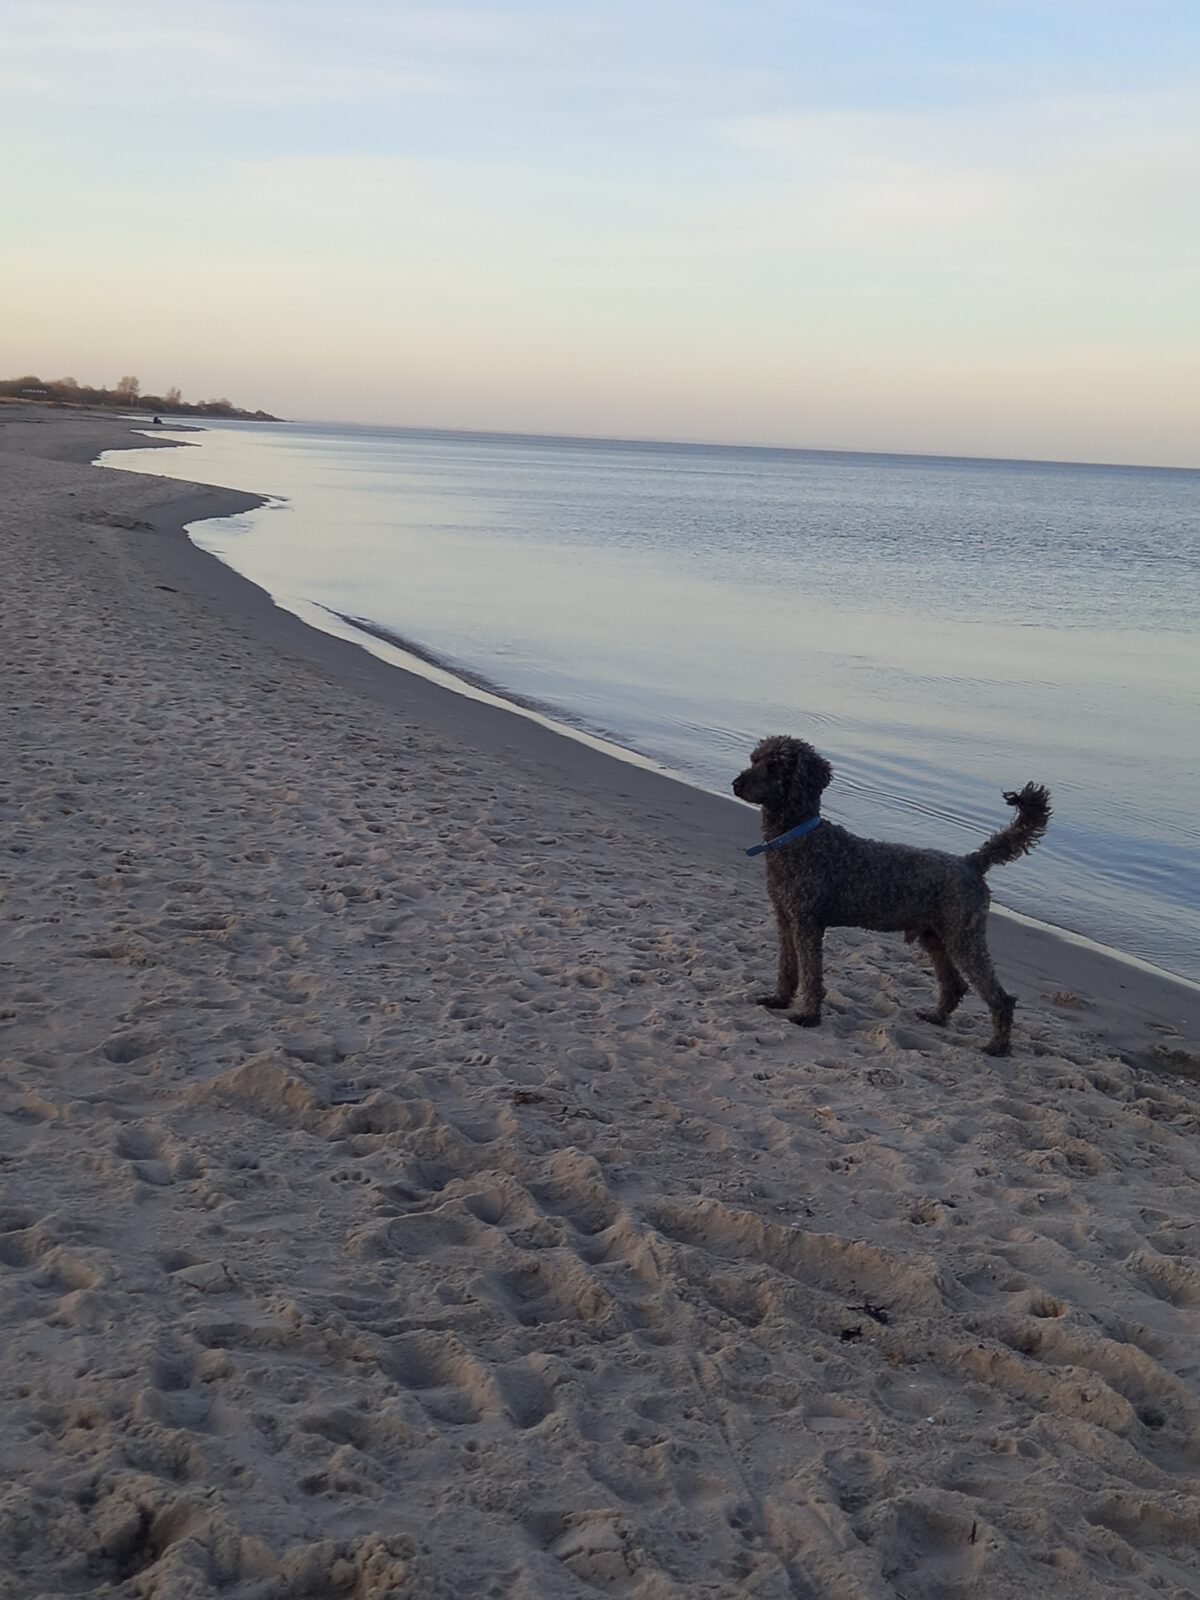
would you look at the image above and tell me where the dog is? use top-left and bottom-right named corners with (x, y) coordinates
top-left (732, 736), bottom-right (1051, 1055)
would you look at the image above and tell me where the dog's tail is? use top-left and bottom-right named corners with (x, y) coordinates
top-left (969, 783), bottom-right (1052, 873)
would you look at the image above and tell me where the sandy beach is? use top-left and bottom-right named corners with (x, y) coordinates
top-left (4, 408), bottom-right (1200, 1599)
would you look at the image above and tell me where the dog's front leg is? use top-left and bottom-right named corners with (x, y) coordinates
top-left (758, 905), bottom-right (798, 1009)
top-left (789, 923), bottom-right (825, 1028)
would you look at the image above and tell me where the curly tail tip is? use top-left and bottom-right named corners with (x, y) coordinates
top-left (972, 782), bottom-right (1052, 873)
top-left (1003, 781), bottom-right (1052, 829)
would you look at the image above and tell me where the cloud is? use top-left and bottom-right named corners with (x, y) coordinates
top-left (0, 1), bottom-right (633, 110)
top-left (1, 2), bottom-right (435, 106)
top-left (713, 89), bottom-right (1200, 300)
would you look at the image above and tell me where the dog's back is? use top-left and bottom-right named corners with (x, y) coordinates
top-left (767, 821), bottom-right (988, 935)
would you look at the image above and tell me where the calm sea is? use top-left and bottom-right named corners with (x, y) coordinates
top-left (101, 421), bottom-right (1200, 984)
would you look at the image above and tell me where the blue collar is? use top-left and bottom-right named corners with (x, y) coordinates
top-left (746, 816), bottom-right (822, 857)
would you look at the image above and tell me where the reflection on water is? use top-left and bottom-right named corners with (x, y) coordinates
top-left (101, 422), bottom-right (1200, 981)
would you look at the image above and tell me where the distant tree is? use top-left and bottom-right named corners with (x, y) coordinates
top-left (1, 371), bottom-right (277, 420)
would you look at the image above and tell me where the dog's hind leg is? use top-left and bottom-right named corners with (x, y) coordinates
top-left (914, 928), bottom-right (969, 1027)
top-left (947, 928), bottom-right (1015, 1056)
top-left (758, 905), bottom-right (798, 1009)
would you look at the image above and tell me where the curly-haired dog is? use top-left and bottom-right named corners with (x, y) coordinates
top-left (733, 736), bottom-right (1051, 1055)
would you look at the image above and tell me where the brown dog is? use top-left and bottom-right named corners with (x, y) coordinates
top-left (733, 736), bottom-right (1051, 1055)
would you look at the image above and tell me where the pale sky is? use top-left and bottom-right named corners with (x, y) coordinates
top-left (4, 1), bottom-right (1199, 464)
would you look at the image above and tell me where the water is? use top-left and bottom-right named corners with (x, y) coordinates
top-left (101, 420), bottom-right (1200, 982)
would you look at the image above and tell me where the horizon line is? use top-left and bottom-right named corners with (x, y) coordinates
top-left (273, 415), bottom-right (1200, 476)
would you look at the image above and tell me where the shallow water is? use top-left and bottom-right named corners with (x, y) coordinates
top-left (102, 421), bottom-right (1200, 982)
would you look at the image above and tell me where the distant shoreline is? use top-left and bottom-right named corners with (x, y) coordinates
top-left (0, 379), bottom-right (280, 422)
top-left (0, 399), bottom-right (283, 424)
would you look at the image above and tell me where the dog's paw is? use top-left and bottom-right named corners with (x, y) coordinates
top-left (757, 995), bottom-right (791, 1010)
top-left (981, 1038), bottom-right (1011, 1057)
top-left (789, 1012), bottom-right (822, 1029)
top-left (917, 1009), bottom-right (948, 1027)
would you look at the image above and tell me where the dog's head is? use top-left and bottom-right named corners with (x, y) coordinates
top-left (732, 735), bottom-right (832, 815)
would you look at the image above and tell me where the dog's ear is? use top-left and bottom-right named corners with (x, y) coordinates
top-left (788, 742), bottom-right (832, 811)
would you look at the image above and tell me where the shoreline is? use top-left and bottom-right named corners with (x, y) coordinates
top-left (6, 402), bottom-right (1200, 1595)
top-left (83, 408), bottom-right (1198, 1056)
top-left (14, 401), bottom-right (1199, 1047)
top-left (327, 610), bottom-right (1197, 1003)
top-left (98, 411), bottom-right (1199, 999)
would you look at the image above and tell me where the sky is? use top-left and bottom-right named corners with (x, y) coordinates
top-left (4, 1), bottom-right (1199, 465)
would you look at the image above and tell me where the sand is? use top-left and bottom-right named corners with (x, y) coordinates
top-left (2, 407), bottom-right (1200, 1600)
